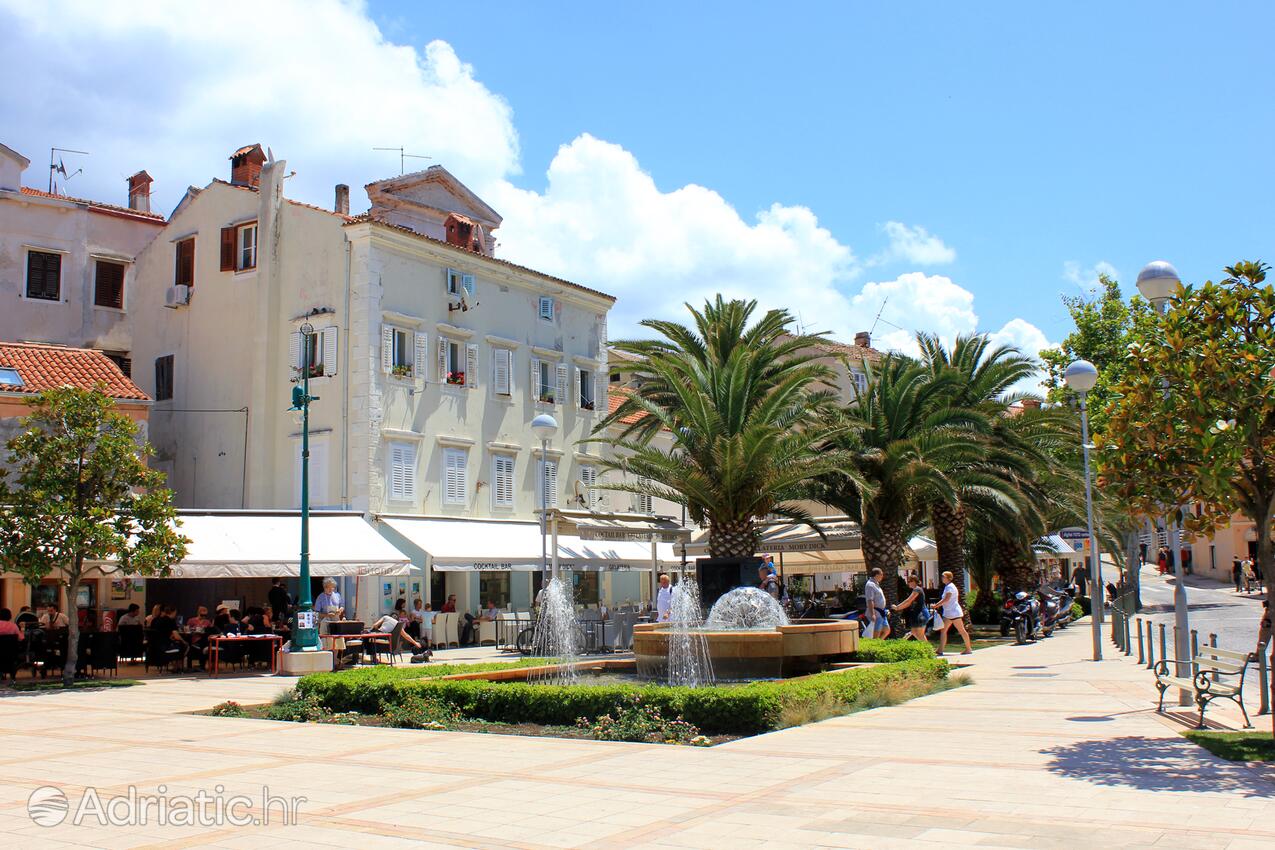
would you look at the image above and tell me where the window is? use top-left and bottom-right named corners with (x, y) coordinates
top-left (154, 355), bottom-right (174, 401)
top-left (578, 368), bottom-right (595, 410)
top-left (850, 369), bottom-right (868, 397)
top-left (492, 348), bottom-right (513, 396)
top-left (382, 325), bottom-right (425, 379)
top-left (26, 250), bottom-right (61, 301)
top-left (94, 260), bottom-right (125, 309)
top-left (610, 371), bottom-right (621, 383)
top-left (492, 454), bottom-right (515, 508)
top-left (533, 358), bottom-right (555, 403)
top-left (388, 441), bottom-right (417, 502)
top-left (635, 482), bottom-right (654, 515)
top-left (238, 224), bottom-right (257, 270)
top-left (446, 268), bottom-right (475, 298)
top-left (220, 223), bottom-right (257, 272)
top-left (445, 340), bottom-right (463, 385)
top-left (579, 465), bottom-right (599, 509)
top-left (538, 296), bottom-right (554, 321)
top-left (479, 571), bottom-right (511, 608)
top-left (103, 352), bottom-right (132, 378)
top-left (539, 457), bottom-right (558, 508)
top-left (442, 447), bottom-right (467, 505)
top-left (0, 367), bottom-right (23, 386)
top-left (174, 238), bottom-right (194, 287)
top-left (572, 572), bottom-right (599, 606)
top-left (291, 327), bottom-right (337, 378)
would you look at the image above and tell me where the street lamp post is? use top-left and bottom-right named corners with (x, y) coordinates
top-left (289, 322), bottom-right (320, 652)
top-left (1064, 359), bottom-right (1103, 662)
top-left (531, 414), bottom-right (559, 582)
top-left (1136, 259), bottom-right (1192, 705)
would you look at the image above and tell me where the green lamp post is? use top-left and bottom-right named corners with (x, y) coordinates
top-left (289, 322), bottom-right (321, 651)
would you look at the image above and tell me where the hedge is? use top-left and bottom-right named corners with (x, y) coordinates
top-left (297, 653), bottom-right (948, 736)
top-left (853, 638), bottom-right (935, 663)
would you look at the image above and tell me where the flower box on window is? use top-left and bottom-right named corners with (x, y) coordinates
top-left (391, 364), bottom-right (414, 379)
top-left (579, 400), bottom-right (595, 411)
top-left (303, 364), bottom-right (323, 379)
top-left (446, 371), bottom-right (465, 386)
top-left (539, 391), bottom-right (556, 404)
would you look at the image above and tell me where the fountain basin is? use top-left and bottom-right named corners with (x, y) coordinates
top-left (633, 618), bottom-right (859, 681)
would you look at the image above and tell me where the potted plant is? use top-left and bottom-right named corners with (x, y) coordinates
top-left (391, 364), bottom-right (413, 379)
top-left (539, 391), bottom-right (555, 404)
top-left (446, 371), bottom-right (465, 386)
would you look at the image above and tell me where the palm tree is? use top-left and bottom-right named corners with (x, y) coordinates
top-left (596, 296), bottom-right (851, 558)
top-left (813, 355), bottom-right (984, 607)
top-left (917, 333), bottom-right (1039, 593)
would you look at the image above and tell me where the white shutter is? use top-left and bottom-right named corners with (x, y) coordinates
top-left (381, 325), bottom-right (394, 373)
top-left (389, 442), bottom-right (417, 502)
top-left (322, 327), bottom-right (338, 378)
top-left (530, 357), bottom-right (541, 401)
top-left (580, 465), bottom-right (597, 508)
top-left (597, 315), bottom-right (608, 353)
top-left (493, 454), bottom-right (514, 508)
top-left (539, 296), bottom-right (554, 321)
top-left (540, 458), bottom-right (558, 508)
top-left (493, 348), bottom-right (511, 396)
top-left (573, 367), bottom-right (582, 409)
top-left (595, 372), bottom-right (608, 415)
top-left (289, 332), bottom-right (302, 375)
top-left (443, 448), bottom-right (466, 505)
top-left (556, 363), bottom-right (567, 407)
top-left (436, 337), bottom-right (447, 384)
top-left (466, 343), bottom-right (479, 390)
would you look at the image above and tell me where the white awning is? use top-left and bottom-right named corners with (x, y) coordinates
top-left (909, 536), bottom-right (938, 560)
top-left (109, 512), bottom-right (414, 578)
top-left (678, 517), bottom-right (862, 557)
top-left (378, 516), bottom-right (676, 572)
top-left (1036, 535), bottom-right (1078, 558)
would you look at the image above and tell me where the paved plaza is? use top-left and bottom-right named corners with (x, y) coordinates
top-left (0, 623), bottom-right (1272, 850)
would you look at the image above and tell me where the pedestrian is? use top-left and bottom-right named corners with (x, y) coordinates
top-left (1243, 558), bottom-right (1256, 594)
top-left (1252, 600), bottom-right (1271, 664)
top-left (1233, 557), bottom-right (1244, 593)
top-left (1139, 542), bottom-right (1148, 566)
top-left (655, 573), bottom-right (673, 622)
top-left (1157, 548), bottom-right (1168, 576)
top-left (863, 568), bottom-right (889, 640)
top-left (1182, 547), bottom-right (1193, 576)
top-left (268, 577), bottom-right (290, 622)
top-left (759, 565), bottom-right (781, 601)
top-left (1255, 559), bottom-right (1266, 593)
top-left (935, 570), bottom-right (972, 655)
top-left (890, 575), bottom-right (928, 642)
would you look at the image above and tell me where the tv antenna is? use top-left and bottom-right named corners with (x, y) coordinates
top-left (48, 146), bottom-right (89, 194)
top-left (868, 296), bottom-right (906, 335)
top-left (373, 147), bottom-right (432, 176)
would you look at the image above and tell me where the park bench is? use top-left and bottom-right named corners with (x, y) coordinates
top-left (1154, 646), bottom-right (1253, 729)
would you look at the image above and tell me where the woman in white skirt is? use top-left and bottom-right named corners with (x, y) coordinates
top-left (935, 570), bottom-right (972, 655)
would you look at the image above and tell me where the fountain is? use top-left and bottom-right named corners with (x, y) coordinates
top-left (706, 587), bottom-right (790, 630)
top-left (529, 574), bottom-right (581, 684)
top-left (665, 577), bottom-right (714, 687)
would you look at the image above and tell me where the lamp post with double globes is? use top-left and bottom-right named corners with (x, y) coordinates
top-left (1136, 259), bottom-right (1192, 705)
top-left (1064, 359), bottom-right (1103, 662)
top-left (531, 413), bottom-right (559, 580)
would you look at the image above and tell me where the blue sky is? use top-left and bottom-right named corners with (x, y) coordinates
top-left (2, 0), bottom-right (1272, 365)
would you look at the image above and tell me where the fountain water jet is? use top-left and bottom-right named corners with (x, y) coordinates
top-left (529, 574), bottom-right (581, 684)
top-left (665, 577), bottom-right (714, 687)
top-left (706, 587), bottom-right (790, 630)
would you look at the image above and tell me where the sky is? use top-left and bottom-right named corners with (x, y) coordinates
top-left (2, 1), bottom-right (1272, 392)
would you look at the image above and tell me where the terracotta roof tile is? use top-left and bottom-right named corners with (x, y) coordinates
top-left (0, 342), bottom-right (149, 401)
top-left (607, 386), bottom-right (650, 426)
top-left (17, 186), bottom-right (166, 223)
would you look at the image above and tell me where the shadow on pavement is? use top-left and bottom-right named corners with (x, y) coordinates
top-left (1042, 735), bottom-right (1275, 798)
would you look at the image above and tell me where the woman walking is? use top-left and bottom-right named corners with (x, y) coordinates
top-left (890, 575), bottom-right (929, 642)
top-left (935, 570), bottom-right (972, 655)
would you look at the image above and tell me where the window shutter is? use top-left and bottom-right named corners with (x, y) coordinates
top-left (322, 327), bottom-right (338, 377)
top-left (411, 332), bottom-right (427, 381)
top-left (94, 260), bottom-right (125, 309)
top-left (390, 442), bottom-right (417, 501)
top-left (462, 274), bottom-right (475, 298)
top-left (580, 466), bottom-right (598, 508)
top-left (530, 357), bottom-right (540, 401)
top-left (445, 268), bottom-right (458, 295)
top-left (289, 332), bottom-right (302, 375)
top-left (220, 227), bottom-right (235, 271)
top-left (466, 343), bottom-right (479, 390)
top-left (547, 460), bottom-right (558, 508)
top-left (493, 455), bottom-right (514, 508)
top-left (378, 325), bottom-right (391, 373)
top-left (573, 367), bottom-right (581, 409)
top-left (493, 348), bottom-right (511, 395)
top-left (435, 336), bottom-right (447, 383)
top-left (539, 296), bottom-right (554, 321)
top-left (443, 448), bottom-right (466, 505)
top-left (555, 363), bottom-right (567, 407)
top-left (595, 372), bottom-right (608, 416)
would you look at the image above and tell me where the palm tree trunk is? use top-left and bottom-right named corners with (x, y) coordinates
top-left (862, 521), bottom-right (905, 607)
top-left (931, 501), bottom-right (967, 591)
top-left (708, 518), bottom-right (758, 560)
top-left (996, 537), bottom-right (1037, 594)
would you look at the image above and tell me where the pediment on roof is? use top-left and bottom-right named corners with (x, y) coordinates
top-left (365, 165), bottom-right (501, 228)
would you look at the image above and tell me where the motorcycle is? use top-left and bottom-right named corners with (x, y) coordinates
top-left (1000, 591), bottom-right (1036, 645)
top-left (1042, 585), bottom-right (1074, 629)
top-left (1036, 589), bottom-right (1062, 637)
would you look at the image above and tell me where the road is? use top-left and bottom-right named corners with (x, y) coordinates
top-left (1115, 561), bottom-right (1266, 657)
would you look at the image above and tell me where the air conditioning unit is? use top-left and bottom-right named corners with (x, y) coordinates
top-left (164, 284), bottom-right (190, 308)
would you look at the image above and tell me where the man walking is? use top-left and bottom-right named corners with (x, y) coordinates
top-left (1233, 557), bottom-right (1244, 593)
top-left (863, 568), bottom-right (889, 640)
top-left (656, 573), bottom-right (673, 622)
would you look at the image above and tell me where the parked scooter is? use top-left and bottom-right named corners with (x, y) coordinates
top-left (1000, 591), bottom-right (1036, 645)
top-left (1042, 585), bottom-right (1074, 629)
top-left (1035, 589), bottom-right (1062, 637)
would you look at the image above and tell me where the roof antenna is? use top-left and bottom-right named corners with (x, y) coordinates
top-left (48, 146), bottom-right (88, 194)
top-left (373, 146), bottom-right (432, 176)
top-left (868, 296), bottom-right (906, 334)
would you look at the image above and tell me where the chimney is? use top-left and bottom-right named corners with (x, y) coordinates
top-left (334, 184), bottom-right (349, 216)
top-left (127, 170), bottom-right (153, 213)
top-left (854, 331), bottom-right (871, 348)
top-left (229, 143), bottom-right (266, 188)
top-left (1019, 399), bottom-right (1042, 411)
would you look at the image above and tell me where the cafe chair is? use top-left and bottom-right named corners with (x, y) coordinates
top-left (88, 632), bottom-right (120, 677)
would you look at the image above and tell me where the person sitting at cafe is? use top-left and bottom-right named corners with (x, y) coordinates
top-left (239, 606), bottom-right (268, 634)
top-left (481, 600), bottom-right (500, 621)
top-left (211, 607), bottom-right (240, 635)
top-left (441, 594), bottom-right (457, 613)
top-left (143, 603), bottom-right (162, 628)
top-left (39, 604), bottom-right (69, 629)
top-left (369, 611), bottom-right (429, 659)
top-left (153, 604), bottom-right (202, 667)
top-left (15, 606), bottom-right (38, 628)
top-left (186, 606), bottom-right (212, 630)
top-left (118, 604), bottom-right (142, 627)
top-left (0, 608), bottom-right (24, 641)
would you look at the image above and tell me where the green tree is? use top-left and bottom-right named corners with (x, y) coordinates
top-left (1100, 260), bottom-right (1275, 734)
top-left (596, 296), bottom-right (850, 558)
top-left (0, 387), bottom-right (187, 687)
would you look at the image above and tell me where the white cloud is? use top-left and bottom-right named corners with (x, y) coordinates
top-left (988, 318), bottom-right (1054, 397)
top-left (869, 222), bottom-right (956, 266)
top-left (1063, 260), bottom-right (1119, 294)
top-left (1, 0), bottom-right (1044, 373)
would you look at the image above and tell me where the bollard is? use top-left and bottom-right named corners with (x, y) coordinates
top-left (1136, 618), bottom-right (1145, 665)
top-left (1209, 633), bottom-right (1218, 682)
top-left (1190, 630), bottom-right (1199, 677)
top-left (1146, 620), bottom-right (1156, 670)
top-left (1123, 615), bottom-right (1132, 656)
top-left (1259, 651), bottom-right (1270, 716)
top-left (1159, 623), bottom-right (1168, 672)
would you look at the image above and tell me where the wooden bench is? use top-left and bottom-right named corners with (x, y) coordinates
top-left (1154, 646), bottom-right (1253, 729)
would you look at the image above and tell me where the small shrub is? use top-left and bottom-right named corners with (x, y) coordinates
top-left (576, 694), bottom-right (703, 744)
top-left (383, 694), bottom-right (462, 730)
top-left (209, 701), bottom-right (247, 718)
top-left (854, 638), bottom-right (936, 663)
top-left (1070, 601), bottom-right (1084, 621)
top-left (266, 689), bottom-right (332, 723)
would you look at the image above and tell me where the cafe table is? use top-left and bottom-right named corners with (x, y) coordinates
top-left (206, 633), bottom-right (283, 676)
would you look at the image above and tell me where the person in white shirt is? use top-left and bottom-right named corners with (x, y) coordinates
top-left (934, 570), bottom-right (972, 655)
top-left (39, 604), bottom-right (69, 629)
top-left (314, 578), bottom-right (344, 634)
top-left (862, 569), bottom-right (889, 639)
top-left (655, 574), bottom-right (673, 622)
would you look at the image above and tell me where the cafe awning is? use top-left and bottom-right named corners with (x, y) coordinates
top-left (677, 517), bottom-right (863, 558)
top-left (376, 516), bottom-right (678, 572)
top-left (909, 536), bottom-right (938, 561)
top-left (107, 511), bottom-right (414, 578)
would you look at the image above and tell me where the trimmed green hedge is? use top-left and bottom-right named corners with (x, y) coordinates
top-left (297, 654), bottom-right (948, 736)
top-left (853, 638), bottom-right (935, 663)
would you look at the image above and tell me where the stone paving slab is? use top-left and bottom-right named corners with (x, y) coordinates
top-left (0, 625), bottom-right (1271, 848)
